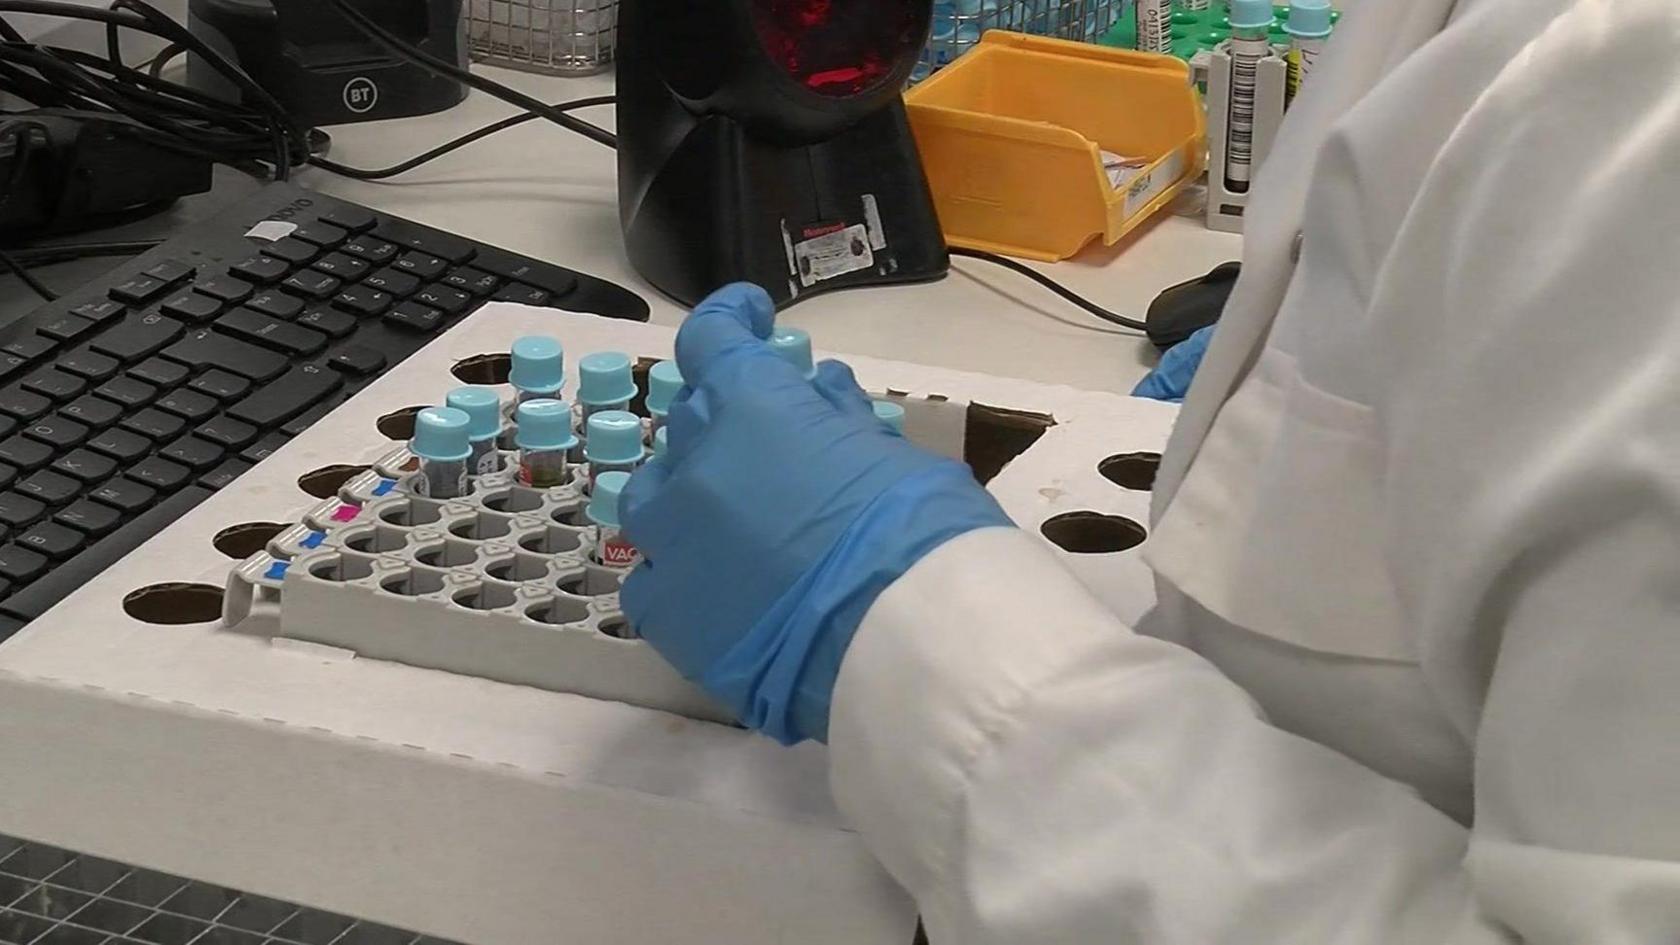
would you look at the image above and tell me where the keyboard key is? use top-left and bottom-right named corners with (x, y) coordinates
top-left (333, 284), bottom-right (394, 316)
top-left (21, 415), bottom-right (89, 450)
top-left (281, 396), bottom-right (341, 436)
top-left (22, 368), bottom-right (87, 402)
top-left (60, 349), bottom-right (119, 381)
top-left (474, 250), bottom-right (580, 297)
top-left (189, 370), bottom-right (251, 402)
top-left (109, 274), bottom-right (170, 305)
top-left (282, 270), bottom-right (341, 300)
top-left (328, 345), bottom-right (386, 376)
top-left (52, 448), bottom-right (117, 484)
top-left (443, 267), bottom-right (501, 297)
top-left (143, 260), bottom-right (195, 284)
top-left (40, 314), bottom-right (96, 343)
top-left (0, 387), bottom-right (51, 421)
top-left (130, 357), bottom-right (190, 389)
top-left (0, 542), bottom-right (48, 582)
top-left (0, 436), bottom-right (50, 470)
top-left (385, 301), bottom-right (443, 332)
top-left (3, 335), bottom-right (55, 361)
top-left (260, 237), bottom-right (318, 265)
top-left (93, 375), bottom-right (158, 410)
top-left (392, 251), bottom-right (448, 280)
top-left (230, 255), bottom-right (290, 284)
top-left (87, 428), bottom-right (151, 463)
top-left (198, 457), bottom-right (251, 490)
top-left (0, 354), bottom-right (30, 383)
top-left (90, 477), bottom-right (156, 513)
top-left (311, 253), bottom-right (369, 281)
top-left (121, 407), bottom-right (185, 441)
top-left (414, 285), bottom-right (473, 316)
top-left (374, 220), bottom-right (476, 264)
top-left (292, 221), bottom-right (348, 248)
top-left (156, 389), bottom-right (218, 422)
top-left (492, 283), bottom-right (552, 307)
top-left (159, 291), bottom-right (225, 324)
top-left (245, 290), bottom-right (305, 320)
top-left (17, 470), bottom-right (80, 505)
top-left (196, 275), bottom-right (254, 304)
top-left (130, 456), bottom-right (191, 491)
top-left (163, 330), bottom-right (288, 382)
top-left (296, 307), bottom-right (356, 338)
top-left (161, 436), bottom-right (224, 471)
top-left (228, 364), bottom-right (341, 427)
top-left (197, 414), bottom-right (258, 449)
top-left (320, 205), bottom-right (377, 233)
top-left (239, 432), bottom-right (290, 464)
top-left (91, 314), bottom-right (184, 362)
top-left (55, 498), bottom-right (121, 536)
top-left (0, 492), bottom-right (44, 528)
top-left (62, 395), bottom-right (122, 428)
top-left (71, 299), bottom-right (126, 324)
top-left (363, 267), bottom-right (421, 297)
top-left (341, 235), bottom-right (397, 263)
top-left (0, 462), bottom-right (16, 491)
top-left (216, 309), bottom-right (328, 356)
top-left (16, 521), bottom-right (85, 560)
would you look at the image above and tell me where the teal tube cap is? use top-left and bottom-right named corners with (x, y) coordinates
top-left (412, 407), bottom-right (473, 463)
top-left (653, 425), bottom-right (669, 460)
top-left (588, 471), bottom-right (630, 529)
top-left (510, 336), bottom-right (565, 396)
top-left (578, 351), bottom-right (637, 407)
top-left (515, 399), bottom-right (579, 452)
top-left (1228, 0), bottom-right (1275, 29)
top-left (769, 327), bottom-right (817, 380)
top-left (1285, 0), bottom-right (1332, 37)
top-left (646, 360), bottom-right (684, 418)
top-left (447, 386), bottom-right (503, 443)
top-left (585, 410), bottom-right (645, 465)
top-left (873, 399), bottom-right (906, 434)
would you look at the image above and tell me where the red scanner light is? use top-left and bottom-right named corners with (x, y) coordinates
top-left (752, 0), bottom-right (923, 97)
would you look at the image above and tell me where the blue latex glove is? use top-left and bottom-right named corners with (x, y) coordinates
top-left (620, 284), bottom-right (1013, 745)
top-left (1132, 324), bottom-right (1216, 403)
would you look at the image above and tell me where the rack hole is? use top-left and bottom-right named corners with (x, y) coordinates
top-left (382, 568), bottom-right (448, 597)
top-left (597, 617), bottom-right (635, 640)
top-left (486, 552), bottom-right (551, 583)
top-left (298, 464), bottom-right (373, 499)
top-left (452, 582), bottom-right (519, 612)
top-left (376, 405), bottom-right (429, 441)
top-left (344, 525), bottom-right (410, 555)
top-left (559, 565), bottom-right (624, 598)
top-left (414, 538), bottom-right (479, 568)
top-left (377, 499), bottom-right (443, 528)
top-left (122, 583), bottom-right (224, 625)
top-left (518, 524), bottom-right (583, 555)
top-left (449, 513), bottom-right (513, 541)
top-left (1040, 512), bottom-right (1148, 555)
top-left (212, 522), bottom-right (286, 559)
top-left (452, 352), bottom-right (512, 385)
top-left (526, 596), bottom-right (590, 626)
top-left (483, 487), bottom-right (545, 514)
top-left (309, 554), bottom-right (377, 583)
top-left (1098, 452), bottom-right (1162, 492)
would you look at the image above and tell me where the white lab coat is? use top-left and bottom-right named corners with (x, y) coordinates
top-left (829, 0), bottom-right (1680, 941)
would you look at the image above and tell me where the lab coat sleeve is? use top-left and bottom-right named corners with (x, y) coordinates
top-left (829, 527), bottom-right (1502, 944)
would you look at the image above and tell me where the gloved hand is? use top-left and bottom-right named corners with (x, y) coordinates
top-left (1132, 324), bottom-right (1216, 403)
top-left (619, 283), bottom-right (1014, 745)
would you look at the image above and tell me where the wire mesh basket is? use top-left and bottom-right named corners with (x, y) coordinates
top-left (918, 0), bottom-right (1127, 80)
top-left (466, 0), bottom-right (618, 76)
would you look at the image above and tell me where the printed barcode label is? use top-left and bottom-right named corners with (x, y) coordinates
top-left (1225, 38), bottom-right (1269, 188)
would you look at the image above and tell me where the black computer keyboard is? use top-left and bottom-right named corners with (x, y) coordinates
top-left (0, 183), bottom-right (648, 640)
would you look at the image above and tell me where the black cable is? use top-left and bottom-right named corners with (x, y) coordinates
top-left (323, 0), bottom-right (618, 150)
top-left (311, 95), bottom-right (616, 180)
top-left (144, 41), bottom-right (181, 78)
top-left (948, 246), bottom-right (1149, 332)
top-left (0, 249), bottom-right (57, 301)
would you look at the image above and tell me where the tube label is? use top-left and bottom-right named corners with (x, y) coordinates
top-left (1135, 0), bottom-right (1171, 54)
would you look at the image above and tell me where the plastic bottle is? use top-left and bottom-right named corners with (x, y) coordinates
top-left (509, 336), bottom-right (565, 406)
top-left (873, 399), bottom-right (907, 434)
top-left (410, 407), bottom-right (472, 500)
top-left (769, 327), bottom-right (818, 381)
top-left (1225, 0), bottom-right (1276, 195)
top-left (446, 386), bottom-right (504, 477)
top-left (584, 410), bottom-right (645, 491)
top-left (577, 351), bottom-right (637, 430)
top-left (645, 360), bottom-right (683, 437)
top-left (1285, 0), bottom-right (1333, 102)
top-left (1133, 0), bottom-right (1170, 54)
top-left (587, 471), bottom-right (639, 571)
top-left (515, 399), bottom-right (578, 489)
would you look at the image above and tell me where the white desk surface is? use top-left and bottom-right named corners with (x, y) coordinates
top-left (297, 69), bottom-right (1243, 395)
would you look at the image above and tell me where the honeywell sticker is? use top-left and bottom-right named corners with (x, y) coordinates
top-left (793, 223), bottom-right (874, 287)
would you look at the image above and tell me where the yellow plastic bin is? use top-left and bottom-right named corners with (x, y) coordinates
top-left (905, 32), bottom-right (1206, 262)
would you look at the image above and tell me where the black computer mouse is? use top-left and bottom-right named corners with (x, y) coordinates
top-left (1146, 261), bottom-right (1242, 351)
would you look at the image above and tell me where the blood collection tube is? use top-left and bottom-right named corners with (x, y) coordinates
top-left (873, 399), bottom-right (906, 434)
top-left (577, 351), bottom-right (637, 429)
top-left (1285, 0), bottom-right (1333, 102)
top-left (645, 359), bottom-right (683, 437)
top-left (509, 336), bottom-right (565, 406)
top-left (769, 326), bottom-right (818, 380)
top-left (584, 410), bottom-right (645, 491)
top-left (1133, 0), bottom-right (1171, 54)
top-left (1225, 0), bottom-right (1276, 195)
top-left (410, 406), bottom-right (472, 500)
top-left (515, 399), bottom-right (578, 489)
top-left (447, 386), bottom-right (505, 477)
top-left (1184, 0), bottom-right (1210, 10)
top-left (587, 471), bottom-right (640, 571)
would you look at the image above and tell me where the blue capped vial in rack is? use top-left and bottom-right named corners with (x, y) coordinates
top-left (410, 406), bottom-right (473, 499)
top-left (516, 399), bottom-right (579, 489)
top-left (510, 336), bottom-right (565, 406)
top-left (447, 386), bottom-right (505, 477)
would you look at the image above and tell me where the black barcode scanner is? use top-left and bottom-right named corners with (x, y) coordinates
top-left (617, 0), bottom-right (950, 307)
